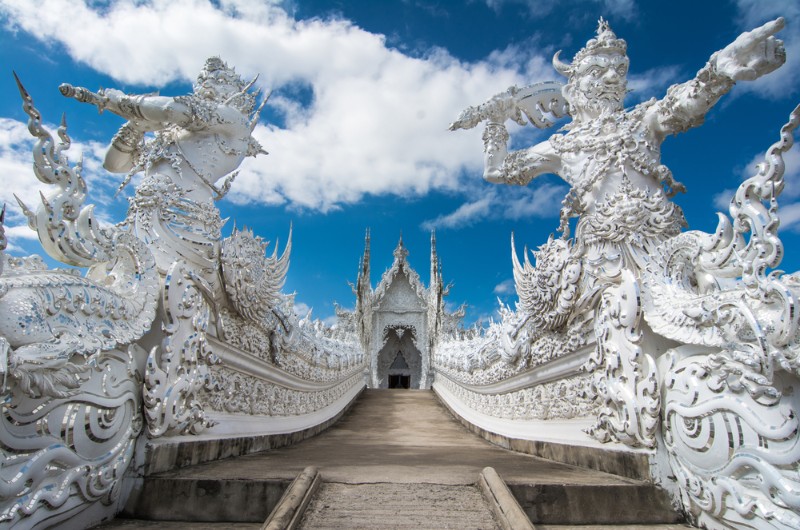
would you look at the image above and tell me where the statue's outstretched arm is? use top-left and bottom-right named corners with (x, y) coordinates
top-left (100, 89), bottom-right (193, 128)
top-left (652, 18), bottom-right (785, 138)
top-left (482, 124), bottom-right (560, 185)
top-left (60, 84), bottom-right (194, 128)
top-left (450, 82), bottom-right (566, 185)
top-left (60, 85), bottom-right (197, 173)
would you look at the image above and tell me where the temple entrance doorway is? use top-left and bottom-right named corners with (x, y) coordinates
top-left (387, 352), bottom-right (412, 389)
top-left (377, 327), bottom-right (422, 388)
top-left (388, 374), bottom-right (411, 389)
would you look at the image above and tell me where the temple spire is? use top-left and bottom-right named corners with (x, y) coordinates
top-left (393, 232), bottom-right (409, 263)
top-left (357, 228), bottom-right (371, 292)
top-left (430, 230), bottom-right (440, 292)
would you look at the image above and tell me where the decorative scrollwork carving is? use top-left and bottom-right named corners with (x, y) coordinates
top-left (585, 269), bottom-right (659, 448)
top-left (2, 76), bottom-right (159, 400)
top-left (664, 349), bottom-right (800, 529)
top-left (200, 366), bottom-right (363, 417)
top-left (143, 260), bottom-right (218, 437)
top-left (221, 226), bottom-right (291, 323)
top-left (437, 373), bottom-right (597, 421)
top-left (0, 345), bottom-right (145, 528)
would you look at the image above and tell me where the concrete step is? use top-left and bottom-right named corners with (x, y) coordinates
top-left (297, 482), bottom-right (500, 530)
top-left (94, 520), bottom-right (260, 529)
top-left (537, 526), bottom-right (693, 530)
top-left (122, 477), bottom-right (291, 523)
top-left (117, 391), bottom-right (683, 527)
top-left (508, 481), bottom-right (681, 525)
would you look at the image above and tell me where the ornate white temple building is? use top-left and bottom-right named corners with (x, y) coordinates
top-left (3, 17), bottom-right (800, 530)
top-left (347, 231), bottom-right (463, 389)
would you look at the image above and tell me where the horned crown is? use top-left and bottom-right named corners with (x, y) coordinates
top-left (553, 18), bottom-right (628, 77)
top-left (195, 57), bottom-right (247, 89)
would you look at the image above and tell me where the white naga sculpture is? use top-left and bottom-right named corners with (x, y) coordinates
top-left (452, 17), bottom-right (800, 529)
top-left (0, 75), bottom-right (160, 528)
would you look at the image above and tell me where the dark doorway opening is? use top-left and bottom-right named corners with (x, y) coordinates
top-left (388, 375), bottom-right (411, 389)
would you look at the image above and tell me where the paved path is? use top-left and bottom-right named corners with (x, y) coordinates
top-left (104, 390), bottom-right (688, 529)
top-left (161, 389), bottom-right (637, 486)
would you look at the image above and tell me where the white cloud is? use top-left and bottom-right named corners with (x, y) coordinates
top-left (421, 181), bottom-right (567, 230)
top-left (322, 314), bottom-right (339, 327)
top-left (779, 202), bottom-right (800, 232)
top-left (0, 0), bottom-right (554, 212)
top-left (0, 117), bottom-right (44, 215)
top-left (493, 278), bottom-right (515, 295)
top-left (712, 188), bottom-right (735, 213)
top-left (502, 182), bottom-right (568, 219)
top-left (627, 66), bottom-right (682, 103)
top-left (421, 193), bottom-right (494, 230)
top-left (3, 223), bottom-right (39, 255)
top-left (293, 301), bottom-right (312, 318)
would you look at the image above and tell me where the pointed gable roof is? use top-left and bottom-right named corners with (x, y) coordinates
top-left (372, 235), bottom-right (428, 309)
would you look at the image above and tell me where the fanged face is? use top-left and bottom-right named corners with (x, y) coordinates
top-left (568, 52), bottom-right (629, 116)
top-left (194, 74), bottom-right (239, 101)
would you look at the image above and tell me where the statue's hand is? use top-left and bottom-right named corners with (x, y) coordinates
top-left (59, 83), bottom-right (109, 110)
top-left (715, 17), bottom-right (786, 82)
top-left (449, 87), bottom-right (524, 130)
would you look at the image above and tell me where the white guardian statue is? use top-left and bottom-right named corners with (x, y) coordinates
top-left (452, 17), bottom-right (800, 529)
top-left (2, 58), bottom-right (365, 528)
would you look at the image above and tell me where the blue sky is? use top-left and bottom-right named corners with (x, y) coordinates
top-left (1, 0), bottom-right (799, 326)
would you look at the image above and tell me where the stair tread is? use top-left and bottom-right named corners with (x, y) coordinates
top-left (298, 482), bottom-right (499, 530)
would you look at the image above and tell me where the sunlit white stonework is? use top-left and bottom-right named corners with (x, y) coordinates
top-left (1, 60), bottom-right (364, 528)
top-left (1, 15), bottom-right (799, 530)
top-left (342, 231), bottom-right (463, 389)
top-left (446, 17), bottom-right (799, 529)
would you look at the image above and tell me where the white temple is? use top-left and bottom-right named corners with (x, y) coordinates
top-left (2, 16), bottom-right (800, 530)
top-left (347, 231), bottom-right (463, 389)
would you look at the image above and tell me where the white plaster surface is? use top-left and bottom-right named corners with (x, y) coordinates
top-left (434, 381), bottom-right (648, 454)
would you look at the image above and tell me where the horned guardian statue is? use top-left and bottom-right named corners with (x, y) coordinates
top-left (450, 17), bottom-right (800, 529)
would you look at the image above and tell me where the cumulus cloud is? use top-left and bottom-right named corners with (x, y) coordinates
top-left (420, 182), bottom-right (567, 230)
top-left (712, 188), bottom-right (735, 213)
top-left (293, 301), bottom-right (312, 318)
top-left (778, 203), bottom-right (800, 232)
top-left (421, 194), bottom-right (494, 230)
top-left (627, 66), bottom-right (682, 102)
top-left (493, 278), bottom-right (515, 295)
top-left (0, 0), bottom-right (557, 212)
top-left (0, 117), bottom-right (42, 213)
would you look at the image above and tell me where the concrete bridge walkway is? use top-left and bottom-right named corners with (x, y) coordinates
top-left (104, 389), bottom-right (687, 529)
